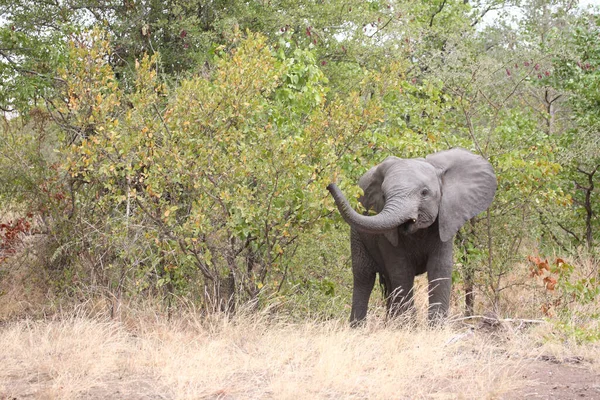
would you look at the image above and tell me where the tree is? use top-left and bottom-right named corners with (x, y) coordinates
top-left (550, 13), bottom-right (600, 251)
top-left (421, 0), bottom-right (577, 314)
top-left (1, 0), bottom-right (598, 319)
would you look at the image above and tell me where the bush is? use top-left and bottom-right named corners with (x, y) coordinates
top-left (9, 30), bottom-right (382, 312)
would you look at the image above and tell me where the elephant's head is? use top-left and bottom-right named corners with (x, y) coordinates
top-left (327, 148), bottom-right (497, 246)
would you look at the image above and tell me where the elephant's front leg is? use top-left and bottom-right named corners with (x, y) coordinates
top-left (380, 245), bottom-right (416, 319)
top-left (426, 242), bottom-right (454, 323)
top-left (350, 230), bottom-right (377, 325)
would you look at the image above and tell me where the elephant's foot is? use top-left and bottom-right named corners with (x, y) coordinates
top-left (427, 304), bottom-right (449, 326)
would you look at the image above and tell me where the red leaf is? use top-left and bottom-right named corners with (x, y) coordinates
top-left (544, 276), bottom-right (557, 291)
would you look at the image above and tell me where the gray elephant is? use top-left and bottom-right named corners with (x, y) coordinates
top-left (327, 148), bottom-right (497, 325)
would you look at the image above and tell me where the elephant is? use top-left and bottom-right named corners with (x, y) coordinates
top-left (327, 148), bottom-right (497, 325)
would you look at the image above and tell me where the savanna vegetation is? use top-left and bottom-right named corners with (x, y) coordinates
top-left (0, 0), bottom-right (599, 397)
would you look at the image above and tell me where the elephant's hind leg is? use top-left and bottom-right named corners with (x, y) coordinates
top-left (385, 275), bottom-right (416, 320)
top-left (379, 247), bottom-right (416, 320)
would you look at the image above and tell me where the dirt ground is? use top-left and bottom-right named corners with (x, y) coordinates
top-left (2, 355), bottom-right (599, 399)
top-left (501, 357), bottom-right (600, 400)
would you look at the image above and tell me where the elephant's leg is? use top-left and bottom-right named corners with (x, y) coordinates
top-left (426, 243), bottom-right (454, 323)
top-left (350, 230), bottom-right (377, 325)
top-left (385, 269), bottom-right (416, 319)
top-left (379, 245), bottom-right (416, 319)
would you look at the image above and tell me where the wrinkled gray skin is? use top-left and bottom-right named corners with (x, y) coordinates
top-left (327, 148), bottom-right (497, 325)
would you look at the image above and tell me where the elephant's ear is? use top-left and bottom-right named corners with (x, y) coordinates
top-left (358, 157), bottom-right (401, 246)
top-left (426, 148), bottom-right (497, 242)
top-left (358, 157), bottom-right (400, 213)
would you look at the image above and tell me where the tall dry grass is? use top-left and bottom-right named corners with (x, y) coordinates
top-left (2, 305), bottom-right (597, 400)
top-left (1, 230), bottom-right (599, 400)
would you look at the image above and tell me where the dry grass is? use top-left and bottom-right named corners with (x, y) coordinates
top-left (1, 230), bottom-right (598, 399)
top-left (2, 307), bottom-right (598, 400)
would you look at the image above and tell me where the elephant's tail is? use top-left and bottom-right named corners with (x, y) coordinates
top-left (378, 273), bottom-right (390, 299)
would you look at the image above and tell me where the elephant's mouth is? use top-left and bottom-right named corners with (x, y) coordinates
top-left (398, 218), bottom-right (418, 234)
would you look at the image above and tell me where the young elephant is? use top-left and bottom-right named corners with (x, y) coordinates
top-left (327, 148), bottom-right (497, 324)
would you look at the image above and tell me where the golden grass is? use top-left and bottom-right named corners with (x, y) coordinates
top-left (1, 232), bottom-right (598, 399)
top-left (2, 307), bottom-right (597, 400)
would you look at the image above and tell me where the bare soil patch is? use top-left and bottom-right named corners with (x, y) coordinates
top-left (502, 357), bottom-right (600, 400)
top-left (2, 358), bottom-right (599, 400)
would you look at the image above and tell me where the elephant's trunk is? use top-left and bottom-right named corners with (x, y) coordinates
top-left (327, 183), bottom-right (415, 233)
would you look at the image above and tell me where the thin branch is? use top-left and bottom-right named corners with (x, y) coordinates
top-left (557, 221), bottom-right (582, 243)
top-left (460, 101), bottom-right (484, 156)
top-left (153, 103), bottom-right (171, 142)
top-left (471, 4), bottom-right (497, 27)
top-left (576, 165), bottom-right (599, 177)
top-left (367, 16), bottom-right (394, 38)
top-left (454, 315), bottom-right (547, 324)
top-left (134, 197), bottom-right (216, 282)
top-left (536, 209), bottom-right (569, 252)
top-left (0, 49), bottom-right (65, 83)
top-left (429, 0), bottom-right (448, 28)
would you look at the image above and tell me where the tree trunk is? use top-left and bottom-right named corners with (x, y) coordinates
top-left (465, 270), bottom-right (475, 317)
top-left (575, 166), bottom-right (598, 251)
top-left (458, 219), bottom-right (477, 317)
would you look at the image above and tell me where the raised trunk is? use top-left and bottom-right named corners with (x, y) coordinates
top-left (327, 183), bottom-right (414, 233)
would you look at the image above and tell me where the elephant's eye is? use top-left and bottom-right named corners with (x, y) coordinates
top-left (421, 188), bottom-right (430, 197)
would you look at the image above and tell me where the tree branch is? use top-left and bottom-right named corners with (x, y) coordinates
top-left (0, 49), bottom-right (65, 83)
top-left (556, 221), bottom-right (581, 243)
top-left (430, 0), bottom-right (448, 28)
top-left (367, 16), bottom-right (394, 38)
